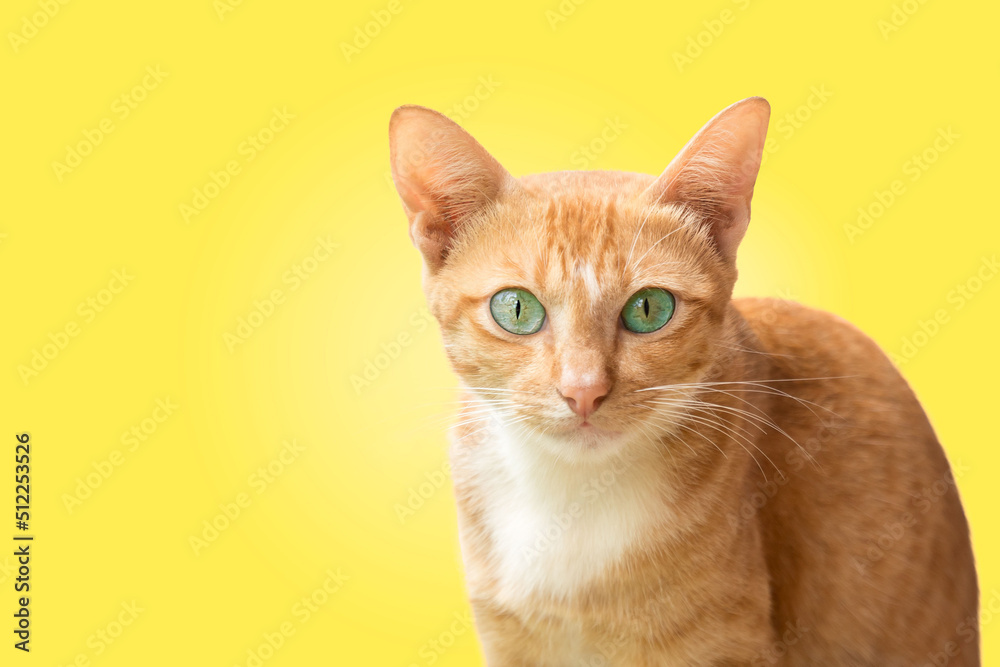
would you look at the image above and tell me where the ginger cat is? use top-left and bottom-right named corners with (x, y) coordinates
top-left (389, 97), bottom-right (978, 666)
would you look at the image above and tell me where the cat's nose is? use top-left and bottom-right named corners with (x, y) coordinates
top-left (559, 381), bottom-right (609, 420)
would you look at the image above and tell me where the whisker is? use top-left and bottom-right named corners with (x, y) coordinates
top-left (642, 406), bottom-right (725, 460)
top-left (639, 383), bottom-right (822, 466)
top-left (645, 400), bottom-right (777, 480)
top-left (623, 203), bottom-right (657, 278)
top-left (635, 378), bottom-right (846, 420)
top-left (711, 340), bottom-right (800, 359)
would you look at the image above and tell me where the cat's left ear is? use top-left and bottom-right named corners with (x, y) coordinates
top-left (644, 97), bottom-right (770, 262)
top-left (389, 105), bottom-right (518, 273)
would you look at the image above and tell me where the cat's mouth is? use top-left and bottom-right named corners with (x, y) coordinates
top-left (566, 419), bottom-right (622, 442)
top-left (579, 420), bottom-right (614, 433)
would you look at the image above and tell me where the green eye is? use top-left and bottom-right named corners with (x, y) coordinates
top-left (490, 288), bottom-right (545, 335)
top-left (621, 288), bottom-right (675, 333)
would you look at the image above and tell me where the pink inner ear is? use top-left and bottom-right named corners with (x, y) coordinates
top-left (395, 170), bottom-right (434, 218)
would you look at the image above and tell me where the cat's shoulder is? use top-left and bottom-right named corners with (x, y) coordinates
top-left (733, 296), bottom-right (851, 325)
top-left (733, 297), bottom-right (867, 339)
top-left (731, 297), bottom-right (892, 374)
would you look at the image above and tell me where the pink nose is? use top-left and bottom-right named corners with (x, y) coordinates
top-left (559, 382), bottom-right (609, 420)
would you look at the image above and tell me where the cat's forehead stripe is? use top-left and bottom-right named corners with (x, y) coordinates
top-left (576, 262), bottom-right (601, 296)
top-left (540, 196), bottom-right (621, 283)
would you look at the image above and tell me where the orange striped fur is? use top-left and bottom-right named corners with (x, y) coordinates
top-left (390, 98), bottom-right (978, 666)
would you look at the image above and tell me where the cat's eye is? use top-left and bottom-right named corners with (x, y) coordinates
top-left (490, 288), bottom-right (546, 335)
top-left (621, 288), bottom-right (675, 333)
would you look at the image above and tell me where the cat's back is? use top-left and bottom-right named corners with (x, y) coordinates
top-left (732, 297), bottom-right (979, 665)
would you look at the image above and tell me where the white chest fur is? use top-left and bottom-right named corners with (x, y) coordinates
top-left (462, 421), bottom-right (668, 607)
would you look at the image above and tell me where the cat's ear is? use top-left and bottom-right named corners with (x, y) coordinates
top-left (644, 97), bottom-right (770, 262)
top-left (389, 105), bottom-right (517, 273)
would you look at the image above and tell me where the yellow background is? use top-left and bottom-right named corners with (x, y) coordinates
top-left (2, 0), bottom-right (997, 664)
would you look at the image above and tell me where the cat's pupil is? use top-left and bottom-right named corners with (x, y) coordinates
top-left (643, 298), bottom-right (649, 317)
top-left (515, 299), bottom-right (521, 319)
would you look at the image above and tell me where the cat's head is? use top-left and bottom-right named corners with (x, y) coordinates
top-left (390, 98), bottom-right (770, 461)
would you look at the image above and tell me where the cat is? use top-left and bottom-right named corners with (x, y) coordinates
top-left (389, 97), bottom-right (978, 666)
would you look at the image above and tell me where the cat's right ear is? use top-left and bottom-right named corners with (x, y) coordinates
top-left (643, 97), bottom-right (770, 263)
top-left (389, 106), bottom-right (517, 273)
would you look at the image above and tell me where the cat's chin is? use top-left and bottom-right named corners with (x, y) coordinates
top-left (491, 410), bottom-right (640, 463)
top-left (549, 421), bottom-right (627, 454)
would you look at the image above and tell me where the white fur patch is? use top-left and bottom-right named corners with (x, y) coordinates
top-left (467, 416), bottom-right (667, 607)
top-left (577, 261), bottom-right (601, 297)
